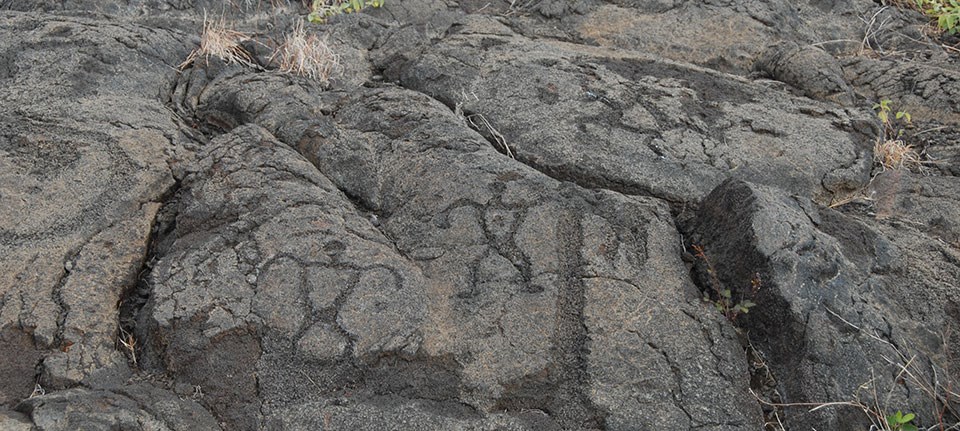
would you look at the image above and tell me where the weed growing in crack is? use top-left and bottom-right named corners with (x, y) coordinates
top-left (179, 13), bottom-right (342, 84)
top-left (752, 381), bottom-right (916, 431)
top-left (454, 93), bottom-right (515, 158)
top-left (29, 379), bottom-right (45, 398)
top-left (873, 99), bottom-right (922, 171)
top-left (874, 99), bottom-right (912, 133)
top-left (885, 0), bottom-right (960, 56)
top-left (504, 0), bottom-right (542, 16)
top-left (691, 244), bottom-right (758, 322)
top-left (886, 410), bottom-right (919, 431)
top-left (117, 326), bottom-right (138, 367)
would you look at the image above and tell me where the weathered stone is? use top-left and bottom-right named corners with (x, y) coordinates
top-left (379, 19), bottom-right (874, 205)
top-left (0, 10), bottom-right (190, 399)
top-left (689, 179), bottom-right (960, 430)
top-left (163, 69), bottom-right (765, 428)
top-left (754, 41), bottom-right (855, 104)
top-left (16, 386), bottom-right (220, 431)
top-left (3, 0), bottom-right (959, 429)
top-left (0, 408), bottom-right (32, 431)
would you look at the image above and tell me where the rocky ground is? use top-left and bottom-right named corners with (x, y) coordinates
top-left (1, 0), bottom-right (959, 429)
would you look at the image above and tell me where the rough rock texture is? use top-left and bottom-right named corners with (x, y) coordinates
top-left (1, 0), bottom-right (959, 429)
top-left (754, 41), bottom-right (855, 105)
top-left (378, 16), bottom-right (875, 204)
top-left (16, 384), bottom-right (221, 431)
top-left (688, 179), bottom-right (960, 430)
top-left (149, 81), bottom-right (761, 429)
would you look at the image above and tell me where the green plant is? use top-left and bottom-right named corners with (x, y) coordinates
top-left (886, 410), bottom-right (919, 431)
top-left (872, 99), bottom-right (921, 171)
top-left (691, 244), bottom-right (758, 322)
top-left (873, 99), bottom-right (912, 138)
top-left (308, 0), bottom-right (384, 23)
top-left (914, 0), bottom-right (960, 34)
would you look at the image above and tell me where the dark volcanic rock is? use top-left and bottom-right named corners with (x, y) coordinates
top-left (2, 0), bottom-right (959, 429)
top-left (689, 179), bottom-right (960, 430)
top-left (0, 13), bottom-right (185, 365)
top-left (140, 78), bottom-right (764, 429)
top-left (842, 56), bottom-right (960, 124)
top-left (0, 9), bottom-right (227, 430)
top-left (16, 385), bottom-right (220, 430)
top-left (754, 41), bottom-right (855, 105)
top-left (377, 16), bottom-right (874, 204)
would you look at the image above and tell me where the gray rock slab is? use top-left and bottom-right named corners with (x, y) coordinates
top-left (378, 17), bottom-right (874, 204)
top-left (0, 408), bottom-right (33, 431)
top-left (3, 1), bottom-right (959, 429)
top-left (145, 67), bottom-right (766, 428)
top-left (0, 10), bottom-right (233, 431)
top-left (842, 56), bottom-right (960, 125)
top-left (0, 12), bottom-right (191, 395)
top-left (15, 385), bottom-right (220, 431)
top-left (689, 179), bottom-right (960, 429)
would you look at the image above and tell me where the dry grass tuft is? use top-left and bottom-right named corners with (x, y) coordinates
top-left (180, 13), bottom-right (254, 70)
top-left (117, 327), bottom-right (138, 366)
top-left (271, 21), bottom-right (340, 84)
top-left (874, 137), bottom-right (922, 171)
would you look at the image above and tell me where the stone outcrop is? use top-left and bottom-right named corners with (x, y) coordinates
top-left (1, 0), bottom-right (958, 429)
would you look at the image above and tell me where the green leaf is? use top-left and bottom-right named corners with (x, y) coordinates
top-left (901, 412), bottom-right (915, 422)
top-left (947, 14), bottom-right (960, 32)
top-left (887, 411), bottom-right (902, 424)
top-left (903, 424), bottom-right (918, 431)
top-left (721, 289), bottom-right (731, 299)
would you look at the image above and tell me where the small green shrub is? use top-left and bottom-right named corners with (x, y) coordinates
top-left (873, 99), bottom-right (912, 139)
top-left (886, 410), bottom-right (919, 431)
top-left (872, 99), bottom-right (921, 171)
top-left (914, 0), bottom-right (960, 34)
top-left (308, 0), bottom-right (384, 23)
top-left (692, 245), bottom-right (758, 322)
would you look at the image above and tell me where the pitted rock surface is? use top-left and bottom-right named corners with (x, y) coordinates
top-left (144, 83), bottom-right (762, 428)
top-left (688, 179), bottom-right (960, 430)
top-left (377, 18), bottom-right (875, 204)
top-left (0, 11), bottom-right (197, 419)
top-left (2, 0), bottom-right (959, 430)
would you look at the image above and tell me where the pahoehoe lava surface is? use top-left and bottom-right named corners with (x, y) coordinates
top-left (1, 1), bottom-right (959, 430)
